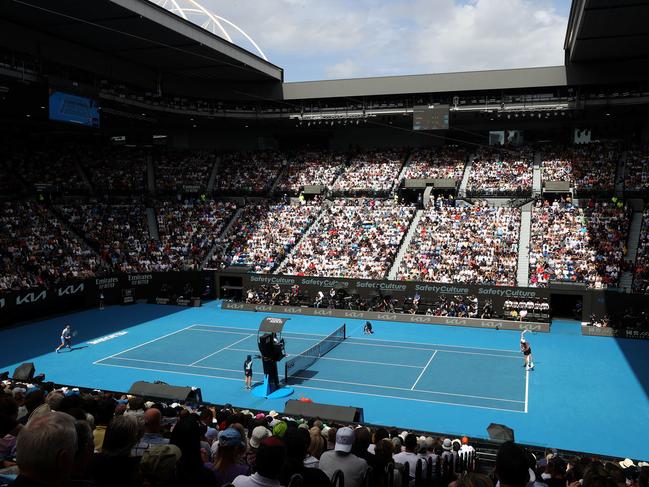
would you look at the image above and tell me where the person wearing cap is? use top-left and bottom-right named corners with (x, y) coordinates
top-left (246, 426), bottom-right (271, 471)
top-left (520, 330), bottom-right (534, 370)
top-left (212, 428), bottom-right (250, 485)
top-left (318, 427), bottom-right (368, 487)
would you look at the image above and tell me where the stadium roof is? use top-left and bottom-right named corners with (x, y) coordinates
top-left (565, 0), bottom-right (649, 63)
top-left (281, 66), bottom-right (568, 101)
top-left (0, 0), bottom-right (282, 83)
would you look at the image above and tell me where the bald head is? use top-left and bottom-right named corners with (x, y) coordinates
top-left (143, 408), bottom-right (162, 433)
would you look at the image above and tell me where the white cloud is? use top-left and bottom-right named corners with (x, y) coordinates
top-left (325, 59), bottom-right (362, 79)
top-left (192, 0), bottom-right (569, 80)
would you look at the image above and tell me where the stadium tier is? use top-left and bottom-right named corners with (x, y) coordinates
top-left (1, 0), bottom-right (649, 483)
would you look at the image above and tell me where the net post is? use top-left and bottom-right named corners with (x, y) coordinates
top-left (284, 362), bottom-right (288, 384)
top-left (343, 323), bottom-right (346, 339)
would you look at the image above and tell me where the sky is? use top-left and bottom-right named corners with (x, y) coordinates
top-left (189, 0), bottom-right (572, 82)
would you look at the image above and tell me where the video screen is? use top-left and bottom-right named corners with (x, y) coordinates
top-left (413, 104), bottom-right (449, 130)
top-left (49, 91), bottom-right (100, 128)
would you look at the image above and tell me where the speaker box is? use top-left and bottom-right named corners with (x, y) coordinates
top-left (487, 423), bottom-right (515, 442)
top-left (128, 381), bottom-right (202, 403)
top-left (13, 363), bottom-right (35, 381)
top-left (284, 399), bottom-right (364, 423)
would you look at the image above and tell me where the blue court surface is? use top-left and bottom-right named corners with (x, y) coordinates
top-left (1, 300), bottom-right (648, 460)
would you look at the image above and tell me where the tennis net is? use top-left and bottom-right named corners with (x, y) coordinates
top-left (284, 324), bottom-right (346, 383)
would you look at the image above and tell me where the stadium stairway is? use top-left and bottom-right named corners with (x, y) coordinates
top-left (619, 206), bottom-right (644, 291)
top-left (516, 202), bottom-right (533, 287)
top-left (615, 152), bottom-right (625, 197)
top-left (269, 164), bottom-right (287, 195)
top-left (533, 152), bottom-right (542, 196)
top-left (202, 207), bottom-right (244, 267)
top-left (396, 153), bottom-right (413, 183)
top-left (147, 157), bottom-right (155, 194)
top-left (146, 207), bottom-right (160, 241)
top-left (388, 208), bottom-right (423, 280)
top-left (274, 203), bottom-right (330, 274)
top-left (75, 160), bottom-right (93, 193)
top-left (206, 157), bottom-right (220, 194)
top-left (458, 157), bottom-right (473, 198)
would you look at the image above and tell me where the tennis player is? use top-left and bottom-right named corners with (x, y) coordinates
top-left (244, 355), bottom-right (253, 390)
top-left (55, 324), bottom-right (73, 353)
top-left (520, 330), bottom-right (534, 370)
top-left (363, 321), bottom-right (374, 334)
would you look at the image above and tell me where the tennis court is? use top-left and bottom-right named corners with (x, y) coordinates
top-left (94, 323), bottom-right (528, 412)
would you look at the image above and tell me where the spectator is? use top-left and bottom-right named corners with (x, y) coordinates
top-left (211, 428), bottom-right (250, 486)
top-left (280, 427), bottom-right (330, 487)
top-left (71, 420), bottom-right (95, 486)
top-left (93, 399), bottom-right (116, 453)
top-left (139, 444), bottom-right (182, 487)
top-left (373, 438), bottom-right (403, 487)
top-left (246, 426), bottom-right (271, 472)
top-left (393, 433), bottom-right (421, 481)
top-left (170, 415), bottom-right (217, 486)
top-left (90, 415), bottom-right (142, 487)
top-left (14, 411), bottom-right (77, 487)
top-left (132, 408), bottom-right (169, 457)
top-left (232, 437), bottom-right (286, 487)
top-left (467, 149), bottom-right (532, 196)
top-left (495, 442), bottom-right (533, 487)
top-left (319, 427), bottom-right (368, 487)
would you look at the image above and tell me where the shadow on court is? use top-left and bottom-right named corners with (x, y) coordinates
top-left (0, 304), bottom-right (191, 368)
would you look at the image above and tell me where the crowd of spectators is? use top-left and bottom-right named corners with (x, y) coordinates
top-left (398, 203), bottom-right (520, 286)
top-left (528, 198), bottom-right (629, 288)
top-left (623, 147), bottom-right (649, 193)
top-left (0, 201), bottom-right (101, 291)
top-left (11, 148), bottom-right (88, 193)
top-left (541, 158), bottom-right (574, 185)
top-left (278, 152), bottom-right (346, 194)
top-left (1, 379), bottom-right (646, 487)
top-left (282, 199), bottom-right (415, 279)
top-left (541, 144), bottom-right (618, 193)
top-left (403, 147), bottom-right (467, 181)
top-left (217, 203), bottom-right (320, 273)
top-left (217, 152), bottom-right (285, 194)
top-left (632, 207), bottom-right (649, 294)
top-left (154, 200), bottom-right (237, 271)
top-left (156, 152), bottom-right (216, 194)
top-left (466, 150), bottom-right (532, 196)
top-left (58, 202), bottom-right (154, 273)
top-left (82, 148), bottom-right (147, 194)
top-left (332, 151), bottom-right (404, 195)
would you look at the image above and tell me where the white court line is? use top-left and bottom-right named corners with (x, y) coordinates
top-left (411, 351), bottom-right (438, 390)
top-left (99, 355), bottom-right (521, 403)
top-left (347, 335), bottom-right (519, 353)
top-left (192, 324), bottom-right (326, 336)
top-left (192, 324), bottom-right (519, 353)
top-left (94, 361), bottom-right (525, 413)
top-left (105, 356), bottom-right (265, 375)
top-left (290, 384), bottom-right (525, 413)
top-left (191, 328), bottom-right (317, 342)
top-left (226, 347), bottom-right (424, 369)
top-left (524, 368), bottom-right (530, 413)
top-left (189, 334), bottom-right (254, 366)
top-left (93, 325), bottom-right (195, 364)
top-left (287, 373), bottom-right (524, 403)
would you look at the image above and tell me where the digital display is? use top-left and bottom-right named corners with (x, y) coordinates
top-left (49, 91), bottom-right (100, 128)
top-left (413, 104), bottom-right (449, 130)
